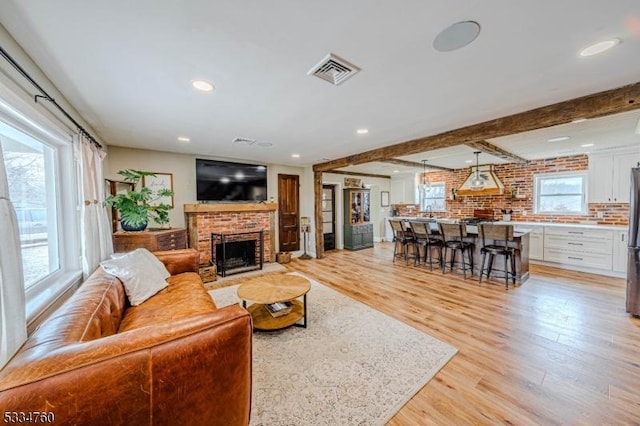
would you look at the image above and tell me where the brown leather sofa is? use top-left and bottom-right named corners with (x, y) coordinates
top-left (0, 249), bottom-right (252, 425)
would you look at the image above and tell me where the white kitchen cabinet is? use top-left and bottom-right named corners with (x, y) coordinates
top-left (390, 175), bottom-right (416, 204)
top-left (543, 226), bottom-right (613, 271)
top-left (589, 151), bottom-right (640, 203)
top-left (613, 156), bottom-right (639, 203)
top-left (515, 224), bottom-right (543, 260)
top-left (613, 229), bottom-right (629, 273)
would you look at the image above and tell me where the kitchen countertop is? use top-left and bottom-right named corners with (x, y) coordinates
top-left (494, 221), bottom-right (627, 231)
top-left (386, 216), bottom-right (627, 231)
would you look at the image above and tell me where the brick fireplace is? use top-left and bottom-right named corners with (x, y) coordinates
top-left (184, 203), bottom-right (277, 265)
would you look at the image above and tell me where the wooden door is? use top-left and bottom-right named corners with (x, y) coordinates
top-left (278, 174), bottom-right (300, 252)
top-left (322, 185), bottom-right (336, 250)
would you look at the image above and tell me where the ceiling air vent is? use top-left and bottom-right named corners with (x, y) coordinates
top-left (232, 137), bottom-right (256, 145)
top-left (308, 53), bottom-right (361, 86)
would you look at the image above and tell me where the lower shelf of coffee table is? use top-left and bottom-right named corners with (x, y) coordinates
top-left (246, 300), bottom-right (304, 330)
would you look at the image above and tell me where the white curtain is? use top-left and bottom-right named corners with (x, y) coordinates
top-left (0, 139), bottom-right (27, 368)
top-left (76, 133), bottom-right (113, 277)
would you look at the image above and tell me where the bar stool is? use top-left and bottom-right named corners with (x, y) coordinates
top-left (478, 223), bottom-right (517, 289)
top-left (389, 219), bottom-right (414, 264)
top-left (439, 222), bottom-right (474, 279)
top-left (407, 221), bottom-right (427, 266)
top-left (409, 221), bottom-right (443, 270)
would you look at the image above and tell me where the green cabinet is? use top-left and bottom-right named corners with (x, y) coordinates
top-left (343, 189), bottom-right (373, 250)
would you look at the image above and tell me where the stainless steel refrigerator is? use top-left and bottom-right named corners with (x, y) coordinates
top-left (627, 167), bottom-right (640, 317)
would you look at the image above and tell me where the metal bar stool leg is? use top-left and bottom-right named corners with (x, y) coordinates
top-left (504, 252), bottom-right (509, 289)
top-left (460, 248), bottom-right (467, 280)
top-left (478, 251), bottom-right (487, 283)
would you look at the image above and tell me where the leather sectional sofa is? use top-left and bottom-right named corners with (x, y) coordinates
top-left (0, 249), bottom-right (252, 425)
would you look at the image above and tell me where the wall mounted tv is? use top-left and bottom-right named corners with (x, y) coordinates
top-left (196, 159), bottom-right (267, 202)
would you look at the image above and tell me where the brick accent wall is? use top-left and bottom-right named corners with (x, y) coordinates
top-left (393, 154), bottom-right (629, 226)
top-left (190, 211), bottom-right (273, 265)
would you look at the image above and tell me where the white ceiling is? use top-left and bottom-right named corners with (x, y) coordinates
top-left (1, 1), bottom-right (639, 171)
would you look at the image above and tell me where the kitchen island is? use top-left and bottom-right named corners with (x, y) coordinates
top-left (387, 217), bottom-right (530, 284)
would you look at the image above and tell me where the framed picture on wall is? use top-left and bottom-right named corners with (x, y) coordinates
top-left (381, 191), bottom-right (390, 207)
top-left (142, 172), bottom-right (174, 207)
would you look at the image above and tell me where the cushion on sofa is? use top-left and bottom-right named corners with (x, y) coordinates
top-left (111, 248), bottom-right (171, 279)
top-left (101, 249), bottom-right (169, 305)
top-left (118, 272), bottom-right (218, 332)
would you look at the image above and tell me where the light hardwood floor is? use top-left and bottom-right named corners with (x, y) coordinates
top-left (280, 242), bottom-right (640, 425)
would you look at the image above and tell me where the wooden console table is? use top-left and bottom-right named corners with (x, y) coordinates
top-left (113, 228), bottom-right (187, 253)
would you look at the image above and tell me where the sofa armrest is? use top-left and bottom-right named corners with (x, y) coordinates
top-left (0, 305), bottom-right (252, 426)
top-left (154, 248), bottom-right (200, 275)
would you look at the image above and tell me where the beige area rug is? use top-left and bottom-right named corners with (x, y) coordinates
top-left (209, 272), bottom-right (458, 425)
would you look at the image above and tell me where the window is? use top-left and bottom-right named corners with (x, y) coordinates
top-left (534, 172), bottom-right (587, 214)
top-left (0, 86), bottom-right (81, 325)
top-left (1, 121), bottom-right (61, 288)
top-left (418, 182), bottom-right (446, 212)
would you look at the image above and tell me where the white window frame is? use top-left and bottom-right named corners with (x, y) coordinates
top-left (417, 182), bottom-right (446, 213)
top-left (534, 171), bottom-right (588, 215)
top-left (0, 83), bottom-right (82, 328)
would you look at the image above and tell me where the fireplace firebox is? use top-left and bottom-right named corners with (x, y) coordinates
top-left (211, 230), bottom-right (264, 277)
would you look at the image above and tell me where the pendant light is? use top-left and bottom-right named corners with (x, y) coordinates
top-left (470, 151), bottom-right (484, 190)
top-left (419, 159), bottom-right (430, 194)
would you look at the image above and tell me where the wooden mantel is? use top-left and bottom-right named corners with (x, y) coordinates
top-left (184, 202), bottom-right (278, 213)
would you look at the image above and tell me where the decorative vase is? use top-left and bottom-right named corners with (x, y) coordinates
top-left (121, 220), bottom-right (148, 232)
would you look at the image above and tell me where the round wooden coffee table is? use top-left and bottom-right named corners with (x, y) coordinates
top-left (237, 274), bottom-right (311, 330)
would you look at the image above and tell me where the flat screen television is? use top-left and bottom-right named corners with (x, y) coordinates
top-left (196, 159), bottom-right (267, 201)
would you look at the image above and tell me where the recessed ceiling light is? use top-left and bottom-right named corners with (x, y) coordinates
top-left (572, 118), bottom-right (587, 123)
top-left (177, 136), bottom-right (190, 142)
top-left (581, 143), bottom-right (595, 147)
top-left (465, 159), bottom-right (473, 163)
top-left (433, 21), bottom-right (481, 52)
top-left (191, 79), bottom-right (215, 92)
top-left (579, 39), bottom-right (620, 57)
top-left (393, 170), bottom-right (399, 173)
top-left (356, 128), bottom-right (369, 135)
top-left (291, 153), bottom-right (301, 158)
top-left (548, 136), bottom-right (570, 142)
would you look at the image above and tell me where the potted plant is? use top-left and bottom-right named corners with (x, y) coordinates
top-left (104, 169), bottom-right (174, 231)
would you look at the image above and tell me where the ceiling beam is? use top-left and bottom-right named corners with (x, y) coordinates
top-left (380, 158), bottom-right (454, 172)
top-left (465, 140), bottom-right (528, 163)
top-left (325, 170), bottom-right (391, 179)
top-left (313, 82), bottom-right (640, 172)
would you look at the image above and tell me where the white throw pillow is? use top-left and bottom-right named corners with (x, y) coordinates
top-left (101, 249), bottom-right (169, 306)
top-left (111, 248), bottom-right (170, 280)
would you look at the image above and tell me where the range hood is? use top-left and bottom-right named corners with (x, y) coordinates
top-left (456, 164), bottom-right (505, 196)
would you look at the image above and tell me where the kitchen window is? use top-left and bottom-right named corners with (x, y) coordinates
top-left (534, 172), bottom-right (587, 215)
top-left (418, 182), bottom-right (446, 213)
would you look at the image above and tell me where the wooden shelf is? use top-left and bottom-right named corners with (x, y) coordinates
top-left (247, 300), bottom-right (304, 330)
top-left (184, 202), bottom-right (277, 213)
